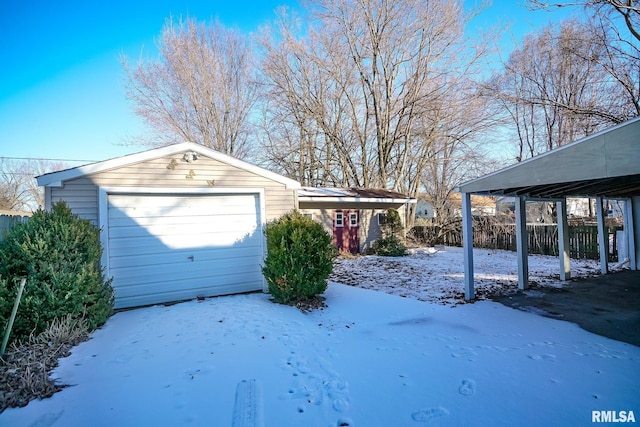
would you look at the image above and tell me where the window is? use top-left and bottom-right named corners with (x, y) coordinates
top-left (303, 212), bottom-right (313, 220)
top-left (377, 212), bottom-right (387, 226)
top-left (349, 212), bottom-right (358, 227)
top-left (334, 211), bottom-right (344, 227)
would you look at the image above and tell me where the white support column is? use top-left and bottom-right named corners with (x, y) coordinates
top-left (462, 192), bottom-right (475, 300)
top-left (515, 196), bottom-right (529, 290)
top-left (556, 199), bottom-right (571, 280)
top-left (624, 198), bottom-right (637, 270)
top-left (596, 196), bottom-right (609, 274)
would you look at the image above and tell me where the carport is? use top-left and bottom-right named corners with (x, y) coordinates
top-left (457, 117), bottom-right (640, 300)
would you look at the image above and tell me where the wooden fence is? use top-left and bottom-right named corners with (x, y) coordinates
top-left (410, 223), bottom-right (622, 261)
top-left (0, 214), bottom-right (30, 242)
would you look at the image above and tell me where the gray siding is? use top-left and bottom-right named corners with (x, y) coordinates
top-left (49, 178), bottom-right (99, 224)
top-left (300, 205), bottom-right (408, 253)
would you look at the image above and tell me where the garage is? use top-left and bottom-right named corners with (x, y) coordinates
top-left (37, 143), bottom-right (300, 308)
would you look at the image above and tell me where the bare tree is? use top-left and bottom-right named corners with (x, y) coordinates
top-left (0, 159), bottom-right (67, 211)
top-left (528, 0), bottom-right (640, 42)
top-left (418, 81), bottom-right (496, 231)
top-left (0, 159), bottom-right (29, 211)
top-left (484, 19), bottom-right (632, 161)
top-left (122, 17), bottom-right (258, 158)
top-left (258, 0), bottom-right (495, 200)
top-left (527, 0), bottom-right (640, 119)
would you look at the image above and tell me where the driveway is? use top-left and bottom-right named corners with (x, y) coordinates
top-left (492, 270), bottom-right (640, 347)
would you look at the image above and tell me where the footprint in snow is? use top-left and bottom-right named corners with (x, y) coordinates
top-left (458, 379), bottom-right (475, 396)
top-left (412, 407), bottom-right (449, 423)
top-left (528, 354), bottom-right (556, 361)
top-left (28, 410), bottom-right (64, 427)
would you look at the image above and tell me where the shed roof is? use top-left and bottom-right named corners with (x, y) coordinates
top-left (457, 117), bottom-right (640, 199)
top-left (37, 142), bottom-right (301, 190)
top-left (298, 187), bottom-right (416, 204)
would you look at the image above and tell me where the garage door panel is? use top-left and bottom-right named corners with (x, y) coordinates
top-left (108, 212), bottom-right (259, 229)
top-left (114, 273), bottom-right (263, 308)
top-left (108, 226), bottom-right (259, 246)
top-left (111, 258), bottom-right (262, 286)
top-left (107, 215), bottom-right (259, 238)
top-left (114, 266), bottom-right (262, 292)
top-left (107, 232), bottom-right (263, 254)
top-left (108, 195), bottom-right (259, 217)
top-left (107, 192), bottom-right (265, 309)
top-left (109, 244), bottom-right (263, 270)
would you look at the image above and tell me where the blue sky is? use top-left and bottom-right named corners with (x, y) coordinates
top-left (0, 1), bottom-right (576, 165)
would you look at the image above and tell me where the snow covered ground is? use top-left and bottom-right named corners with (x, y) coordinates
top-left (1, 247), bottom-right (638, 427)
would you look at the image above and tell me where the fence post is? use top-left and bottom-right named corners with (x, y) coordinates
top-left (462, 193), bottom-right (475, 300)
top-left (596, 197), bottom-right (609, 274)
top-left (624, 198), bottom-right (637, 270)
top-left (515, 197), bottom-right (529, 290)
top-left (557, 200), bottom-right (571, 280)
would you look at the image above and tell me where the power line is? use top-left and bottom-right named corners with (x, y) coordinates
top-left (0, 156), bottom-right (98, 163)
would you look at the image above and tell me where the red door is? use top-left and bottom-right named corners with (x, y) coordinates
top-left (333, 210), bottom-right (360, 254)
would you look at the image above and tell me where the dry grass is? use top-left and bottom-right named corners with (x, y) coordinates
top-left (0, 315), bottom-right (89, 412)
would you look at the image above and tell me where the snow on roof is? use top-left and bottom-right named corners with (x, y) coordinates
top-left (299, 187), bottom-right (416, 203)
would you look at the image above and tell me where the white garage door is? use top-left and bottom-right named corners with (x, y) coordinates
top-left (106, 193), bottom-right (264, 309)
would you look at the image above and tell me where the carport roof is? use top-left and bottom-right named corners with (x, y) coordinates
top-left (457, 117), bottom-right (640, 199)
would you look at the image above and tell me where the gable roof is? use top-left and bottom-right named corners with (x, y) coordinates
top-left (298, 187), bottom-right (416, 204)
top-left (37, 142), bottom-right (301, 189)
top-left (457, 116), bottom-right (640, 199)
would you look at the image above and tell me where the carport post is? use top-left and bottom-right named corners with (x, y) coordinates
top-left (515, 197), bottom-right (529, 290)
top-left (462, 192), bottom-right (475, 300)
top-left (624, 198), bottom-right (637, 270)
top-left (596, 196), bottom-right (609, 274)
top-left (556, 199), bottom-right (571, 280)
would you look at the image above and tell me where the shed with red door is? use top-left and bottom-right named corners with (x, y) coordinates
top-left (298, 187), bottom-right (416, 254)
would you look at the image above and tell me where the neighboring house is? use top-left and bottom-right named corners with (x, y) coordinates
top-left (298, 187), bottom-right (416, 254)
top-left (415, 198), bottom-right (436, 219)
top-left (497, 196), bottom-right (625, 221)
top-left (415, 194), bottom-right (495, 221)
top-left (450, 193), bottom-right (496, 217)
top-left (496, 196), bottom-right (553, 223)
top-left (37, 143), bottom-right (300, 309)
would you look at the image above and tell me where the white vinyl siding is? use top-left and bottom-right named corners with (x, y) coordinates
top-left (46, 154), bottom-right (296, 225)
top-left (105, 192), bottom-right (264, 309)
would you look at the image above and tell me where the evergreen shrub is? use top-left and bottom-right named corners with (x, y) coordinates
top-left (369, 208), bottom-right (408, 257)
top-left (262, 211), bottom-right (337, 305)
top-left (0, 202), bottom-right (114, 344)
top-left (370, 235), bottom-right (408, 257)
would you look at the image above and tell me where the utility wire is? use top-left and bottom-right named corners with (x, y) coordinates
top-left (0, 156), bottom-right (98, 163)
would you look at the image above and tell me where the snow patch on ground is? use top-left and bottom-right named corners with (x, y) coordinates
top-left (330, 246), bottom-right (601, 305)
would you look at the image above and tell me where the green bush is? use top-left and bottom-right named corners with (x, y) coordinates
top-left (369, 235), bottom-right (408, 257)
top-left (369, 208), bottom-right (408, 256)
top-left (381, 208), bottom-right (404, 238)
top-left (0, 202), bottom-right (114, 344)
top-left (262, 211), bottom-right (337, 305)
